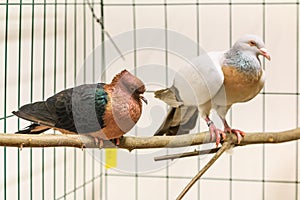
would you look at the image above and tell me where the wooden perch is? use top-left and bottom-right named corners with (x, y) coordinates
top-left (1, 128), bottom-right (300, 200)
top-left (0, 128), bottom-right (300, 150)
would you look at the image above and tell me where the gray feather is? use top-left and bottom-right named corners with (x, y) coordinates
top-left (154, 106), bottom-right (198, 136)
top-left (154, 86), bottom-right (183, 108)
top-left (13, 101), bottom-right (56, 126)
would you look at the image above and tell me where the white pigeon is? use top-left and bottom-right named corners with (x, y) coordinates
top-left (154, 34), bottom-right (271, 146)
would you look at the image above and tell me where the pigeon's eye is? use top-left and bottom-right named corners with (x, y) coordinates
top-left (130, 86), bottom-right (135, 92)
top-left (249, 41), bottom-right (256, 46)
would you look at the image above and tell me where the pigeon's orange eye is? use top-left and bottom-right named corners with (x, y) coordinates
top-left (249, 41), bottom-right (256, 46)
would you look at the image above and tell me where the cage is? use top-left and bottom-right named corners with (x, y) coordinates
top-left (0, 0), bottom-right (299, 200)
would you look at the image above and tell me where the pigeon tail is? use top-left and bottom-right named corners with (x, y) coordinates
top-left (12, 101), bottom-right (56, 127)
top-left (154, 106), bottom-right (199, 136)
top-left (154, 86), bottom-right (183, 108)
top-left (15, 123), bottom-right (50, 134)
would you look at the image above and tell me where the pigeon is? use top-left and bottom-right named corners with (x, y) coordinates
top-left (154, 35), bottom-right (270, 146)
top-left (13, 69), bottom-right (147, 146)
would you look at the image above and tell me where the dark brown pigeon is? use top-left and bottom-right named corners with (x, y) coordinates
top-left (13, 70), bottom-right (147, 146)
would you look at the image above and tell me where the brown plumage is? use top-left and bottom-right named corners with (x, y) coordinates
top-left (13, 70), bottom-right (147, 145)
top-left (221, 65), bottom-right (265, 104)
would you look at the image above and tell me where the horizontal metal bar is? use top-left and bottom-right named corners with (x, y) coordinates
top-left (0, 2), bottom-right (299, 6)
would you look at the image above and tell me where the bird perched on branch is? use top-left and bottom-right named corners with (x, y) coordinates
top-left (154, 35), bottom-right (271, 146)
top-left (13, 70), bottom-right (147, 146)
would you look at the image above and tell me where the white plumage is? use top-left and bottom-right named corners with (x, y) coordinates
top-left (154, 34), bottom-right (271, 146)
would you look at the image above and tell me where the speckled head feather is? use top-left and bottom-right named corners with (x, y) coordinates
top-left (224, 34), bottom-right (270, 72)
top-left (235, 34), bottom-right (266, 49)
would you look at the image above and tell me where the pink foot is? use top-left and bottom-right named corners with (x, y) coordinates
top-left (223, 120), bottom-right (245, 144)
top-left (94, 137), bottom-right (104, 148)
top-left (227, 128), bottom-right (245, 144)
top-left (109, 137), bottom-right (121, 146)
top-left (115, 138), bottom-right (120, 146)
top-left (205, 117), bottom-right (226, 147)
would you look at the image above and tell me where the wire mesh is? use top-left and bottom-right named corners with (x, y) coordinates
top-left (1, 0), bottom-right (300, 200)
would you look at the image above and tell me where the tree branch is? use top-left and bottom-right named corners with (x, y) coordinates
top-left (0, 128), bottom-right (300, 150)
top-left (2, 128), bottom-right (300, 199)
top-left (176, 142), bottom-right (232, 200)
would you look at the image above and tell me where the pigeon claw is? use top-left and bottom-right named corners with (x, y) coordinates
top-left (224, 128), bottom-right (245, 144)
top-left (205, 117), bottom-right (226, 147)
top-left (115, 138), bottom-right (120, 146)
top-left (110, 136), bottom-right (123, 146)
top-left (208, 123), bottom-right (226, 147)
top-left (94, 137), bottom-right (104, 148)
top-left (111, 138), bottom-right (120, 146)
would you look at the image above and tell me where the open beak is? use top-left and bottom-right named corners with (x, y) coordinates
top-left (259, 48), bottom-right (271, 61)
top-left (140, 96), bottom-right (148, 104)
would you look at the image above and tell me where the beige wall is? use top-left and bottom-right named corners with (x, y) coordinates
top-left (0, 0), bottom-right (299, 199)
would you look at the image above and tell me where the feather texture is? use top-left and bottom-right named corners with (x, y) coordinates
top-left (154, 35), bottom-right (270, 145)
top-left (13, 70), bottom-right (146, 141)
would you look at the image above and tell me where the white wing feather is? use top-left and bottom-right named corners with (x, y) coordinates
top-left (173, 52), bottom-right (225, 106)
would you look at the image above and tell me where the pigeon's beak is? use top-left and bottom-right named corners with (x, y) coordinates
top-left (259, 48), bottom-right (271, 61)
top-left (140, 96), bottom-right (148, 104)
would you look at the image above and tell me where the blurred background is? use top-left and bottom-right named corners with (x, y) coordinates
top-left (0, 0), bottom-right (299, 199)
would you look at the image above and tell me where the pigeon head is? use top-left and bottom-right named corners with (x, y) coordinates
top-left (234, 34), bottom-right (271, 61)
top-left (112, 70), bottom-right (147, 104)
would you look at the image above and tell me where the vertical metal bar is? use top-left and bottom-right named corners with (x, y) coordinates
top-left (83, 151), bottom-right (86, 200)
top-left (262, 1), bottom-right (266, 200)
top-left (42, 0), bottom-right (47, 199)
top-left (74, 0), bottom-right (77, 86)
top-left (30, 1), bottom-right (35, 200)
top-left (163, 1), bottom-right (169, 199)
top-left (99, 3), bottom-right (107, 199)
top-left (83, 2), bottom-right (87, 84)
top-left (295, 0), bottom-right (299, 199)
top-left (100, 1), bottom-right (106, 199)
top-left (164, 0), bottom-right (168, 87)
top-left (53, 0), bottom-right (57, 199)
top-left (228, 1), bottom-right (233, 199)
top-left (17, 1), bottom-right (22, 200)
top-left (83, 2), bottom-right (87, 200)
top-left (91, 1), bottom-right (95, 199)
top-left (64, 0), bottom-right (68, 199)
top-left (91, 149), bottom-right (95, 200)
top-left (64, 1), bottom-right (67, 88)
top-left (92, 0), bottom-right (95, 83)
top-left (196, 0), bottom-right (200, 57)
top-left (196, 1), bottom-right (200, 199)
top-left (99, 151), bottom-right (103, 200)
top-left (74, 0), bottom-right (77, 199)
top-left (100, 0), bottom-right (106, 81)
top-left (99, 3), bottom-right (103, 199)
top-left (53, 0), bottom-right (57, 94)
top-left (132, 1), bottom-right (138, 200)
top-left (3, 1), bottom-right (8, 200)
top-left (30, 1), bottom-right (34, 125)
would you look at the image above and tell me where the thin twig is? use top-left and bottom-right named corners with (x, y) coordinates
top-left (103, 30), bottom-right (125, 60)
top-left (154, 147), bottom-right (221, 161)
top-left (86, 0), bottom-right (125, 60)
top-left (86, 0), bottom-right (103, 25)
top-left (176, 141), bottom-right (232, 200)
